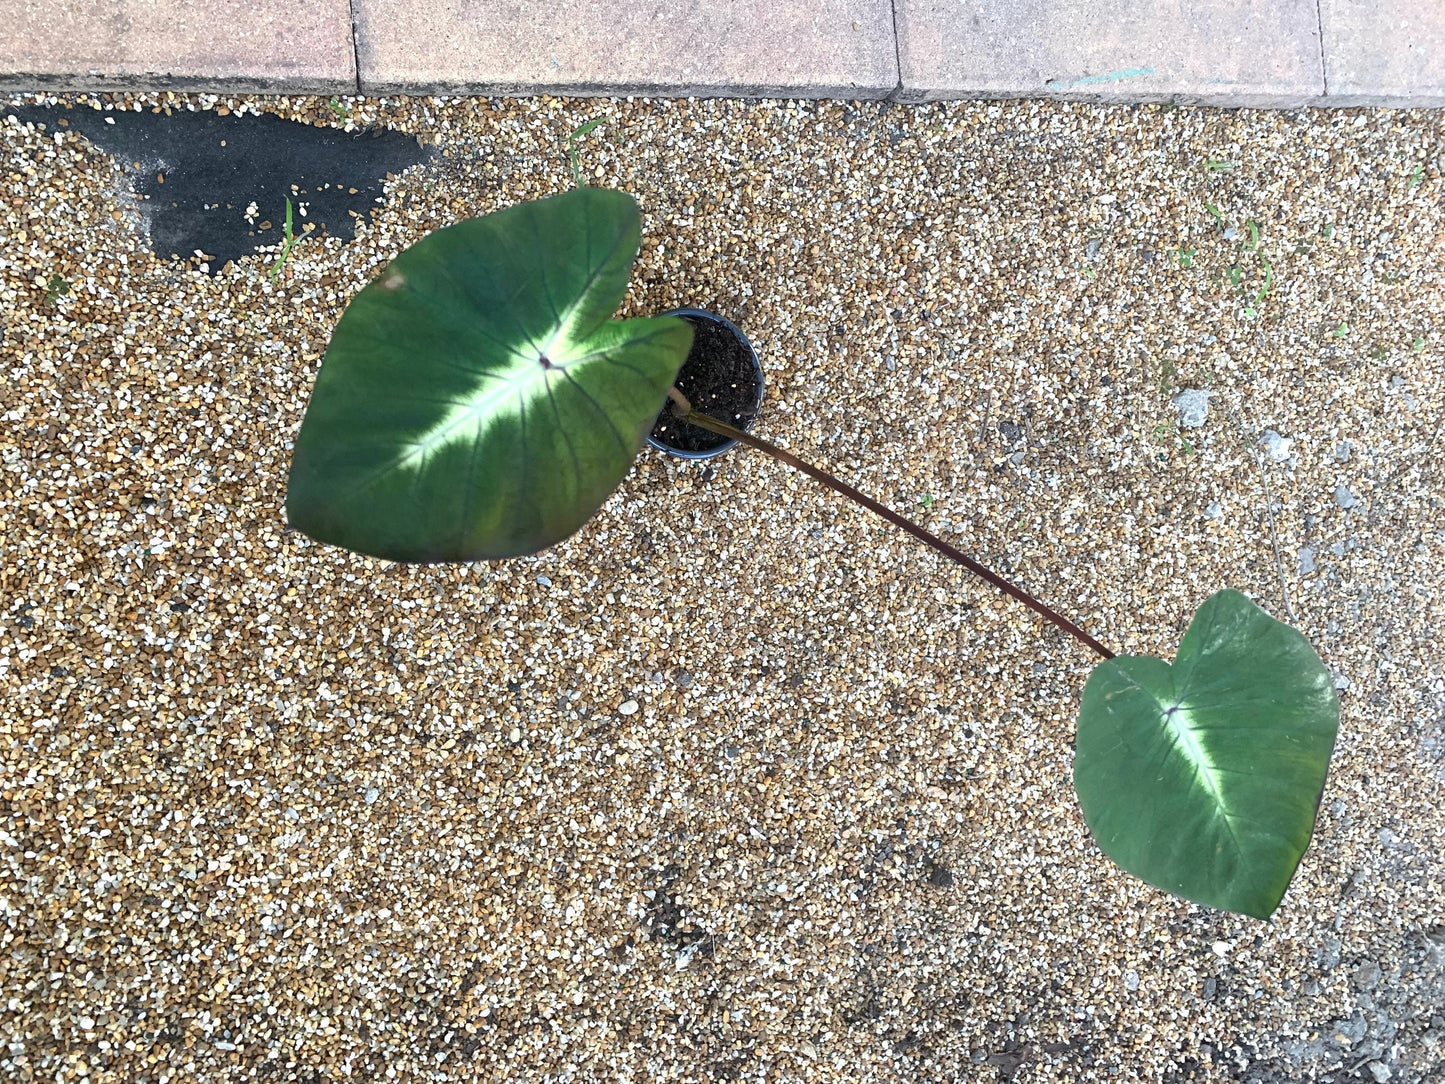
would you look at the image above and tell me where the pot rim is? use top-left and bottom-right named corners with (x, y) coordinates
top-left (647, 308), bottom-right (764, 461)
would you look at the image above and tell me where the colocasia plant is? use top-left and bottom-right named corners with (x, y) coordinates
top-left (287, 187), bottom-right (1339, 920)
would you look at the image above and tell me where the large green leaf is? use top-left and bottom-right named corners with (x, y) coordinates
top-left (1074, 589), bottom-right (1339, 919)
top-left (286, 188), bottom-right (693, 561)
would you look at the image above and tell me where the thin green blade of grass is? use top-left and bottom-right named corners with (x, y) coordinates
top-left (1253, 257), bottom-right (1273, 306)
top-left (568, 119), bottom-right (607, 188)
top-left (267, 197), bottom-right (298, 283)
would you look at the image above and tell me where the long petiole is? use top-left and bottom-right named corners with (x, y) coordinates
top-left (667, 389), bottom-right (1114, 660)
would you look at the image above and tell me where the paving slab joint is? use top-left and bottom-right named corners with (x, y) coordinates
top-left (887, 0), bottom-right (905, 102)
top-left (347, 0), bottom-right (363, 94)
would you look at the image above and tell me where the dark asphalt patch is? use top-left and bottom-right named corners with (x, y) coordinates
top-left (5, 103), bottom-right (431, 270)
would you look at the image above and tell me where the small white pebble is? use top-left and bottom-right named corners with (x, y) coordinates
top-left (618, 700), bottom-right (639, 716)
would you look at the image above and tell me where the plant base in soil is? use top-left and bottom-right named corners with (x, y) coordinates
top-left (649, 314), bottom-right (761, 454)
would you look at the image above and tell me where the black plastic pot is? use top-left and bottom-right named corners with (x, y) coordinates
top-left (647, 308), bottom-right (764, 460)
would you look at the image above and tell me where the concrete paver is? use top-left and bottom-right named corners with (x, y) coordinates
top-left (0, 0), bottom-right (356, 92)
top-left (2, 0), bottom-right (1443, 121)
top-left (351, 0), bottom-right (898, 97)
top-left (1320, 0), bottom-right (1445, 106)
top-left (894, 0), bottom-right (1325, 105)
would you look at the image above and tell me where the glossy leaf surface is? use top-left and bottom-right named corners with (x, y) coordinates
top-left (287, 188), bottom-right (692, 561)
top-left (1074, 590), bottom-right (1338, 918)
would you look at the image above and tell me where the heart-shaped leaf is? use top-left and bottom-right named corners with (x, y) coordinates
top-left (1074, 589), bottom-right (1339, 918)
top-left (287, 188), bottom-right (692, 562)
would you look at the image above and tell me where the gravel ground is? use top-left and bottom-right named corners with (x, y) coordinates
top-left (2, 92), bottom-right (1443, 1083)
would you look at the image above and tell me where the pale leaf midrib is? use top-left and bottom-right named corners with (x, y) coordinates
top-left (1161, 702), bottom-right (1244, 855)
top-left (1105, 664), bottom-right (1246, 857)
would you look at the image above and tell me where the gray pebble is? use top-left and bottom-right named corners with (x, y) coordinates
top-left (1368, 1061), bottom-right (1392, 1082)
top-left (364, 787), bottom-right (381, 804)
top-left (536, 574), bottom-right (552, 587)
top-left (1172, 388), bottom-right (1211, 428)
top-left (1334, 1012), bottom-right (1367, 1043)
top-left (1223, 225), bottom-right (1240, 241)
top-left (1334, 440), bottom-right (1353, 462)
top-left (1298, 546), bottom-right (1317, 575)
top-left (1086, 237), bottom-right (1102, 261)
top-left (1353, 960), bottom-right (1382, 989)
top-left (1332, 671), bottom-right (1351, 691)
top-left (675, 670), bottom-right (694, 688)
top-left (1124, 969), bottom-right (1139, 992)
top-left (1203, 500), bottom-right (1223, 519)
top-left (1261, 429), bottom-right (1293, 461)
top-left (1335, 485), bottom-right (1358, 509)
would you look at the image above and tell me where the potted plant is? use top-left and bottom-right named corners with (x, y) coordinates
top-left (286, 186), bottom-right (1338, 921)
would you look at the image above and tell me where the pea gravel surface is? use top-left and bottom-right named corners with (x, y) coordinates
top-left (3, 92), bottom-right (1444, 1084)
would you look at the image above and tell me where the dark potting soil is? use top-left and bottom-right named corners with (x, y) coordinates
top-left (3, 103), bottom-right (430, 271)
top-left (650, 315), bottom-right (762, 454)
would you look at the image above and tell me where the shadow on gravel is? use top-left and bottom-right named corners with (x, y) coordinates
top-left (4, 103), bottom-right (431, 270)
